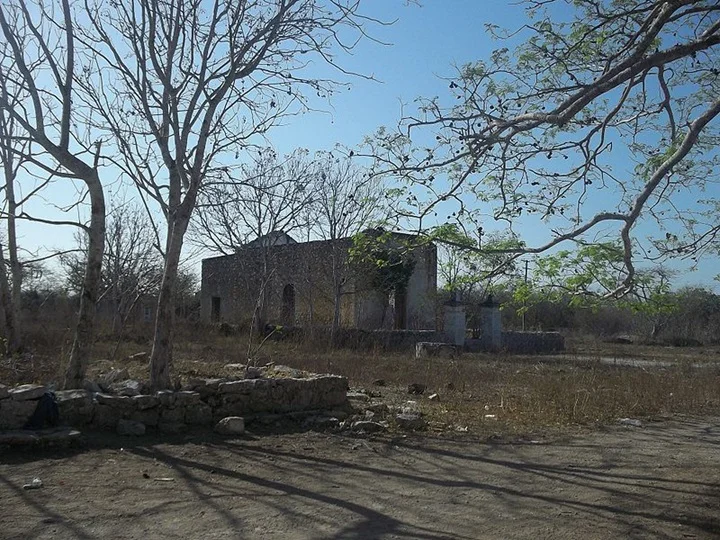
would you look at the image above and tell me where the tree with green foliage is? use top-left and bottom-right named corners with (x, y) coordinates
top-left (369, 0), bottom-right (720, 298)
top-left (349, 230), bottom-right (417, 328)
top-left (432, 223), bottom-right (524, 297)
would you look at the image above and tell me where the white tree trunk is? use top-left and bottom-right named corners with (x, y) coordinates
top-left (63, 177), bottom-right (105, 389)
top-left (0, 243), bottom-right (18, 356)
top-left (3, 157), bottom-right (21, 355)
top-left (149, 196), bottom-right (193, 390)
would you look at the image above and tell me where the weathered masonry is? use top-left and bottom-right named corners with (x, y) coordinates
top-left (201, 231), bottom-right (437, 330)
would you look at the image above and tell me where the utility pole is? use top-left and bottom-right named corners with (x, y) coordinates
top-left (522, 259), bottom-right (529, 331)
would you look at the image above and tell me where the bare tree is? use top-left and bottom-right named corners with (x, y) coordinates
top-left (78, 0), bottom-right (376, 388)
top-left (309, 151), bottom-right (388, 341)
top-left (194, 148), bottom-right (316, 254)
top-left (0, 0), bottom-right (106, 387)
top-left (61, 203), bottom-right (162, 335)
top-left (194, 147), bottom-right (317, 332)
top-left (0, 36), bottom-right (29, 356)
top-left (369, 0), bottom-right (720, 298)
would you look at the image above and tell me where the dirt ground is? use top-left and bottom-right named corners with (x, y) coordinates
top-left (1, 416), bottom-right (719, 540)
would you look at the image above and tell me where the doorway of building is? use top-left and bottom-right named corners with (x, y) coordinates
top-left (281, 284), bottom-right (295, 326)
top-left (393, 288), bottom-right (407, 329)
top-left (211, 296), bottom-right (221, 322)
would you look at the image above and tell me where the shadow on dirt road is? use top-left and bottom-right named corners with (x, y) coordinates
top-left (1, 417), bottom-right (719, 539)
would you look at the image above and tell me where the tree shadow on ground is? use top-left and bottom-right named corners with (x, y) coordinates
top-left (1, 419), bottom-right (719, 539)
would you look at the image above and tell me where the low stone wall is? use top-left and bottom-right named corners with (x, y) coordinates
top-left (261, 326), bottom-right (440, 351)
top-left (332, 328), bottom-right (440, 350)
top-left (0, 375), bottom-right (348, 434)
top-left (502, 331), bottom-right (565, 353)
top-left (466, 331), bottom-right (565, 354)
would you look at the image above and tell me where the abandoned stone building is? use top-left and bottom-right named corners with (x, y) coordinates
top-left (200, 231), bottom-right (437, 330)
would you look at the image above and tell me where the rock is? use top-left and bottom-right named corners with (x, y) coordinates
top-left (55, 389), bottom-right (94, 425)
top-left (92, 404), bottom-right (123, 429)
top-left (244, 366), bottom-right (263, 379)
top-left (618, 418), bottom-right (643, 427)
top-left (183, 378), bottom-right (205, 391)
top-left (218, 380), bottom-right (256, 394)
top-left (351, 420), bottom-right (386, 433)
top-left (185, 378), bottom-right (226, 399)
top-left (131, 408), bottom-right (159, 427)
top-left (365, 403), bottom-right (389, 417)
top-left (113, 379), bottom-right (144, 397)
top-left (9, 384), bottom-right (46, 401)
top-left (372, 379), bottom-right (386, 387)
top-left (133, 394), bottom-right (159, 410)
top-left (46, 390), bottom-right (78, 409)
top-left (95, 394), bottom-right (134, 409)
top-left (185, 377), bottom-right (224, 391)
top-left (156, 390), bottom-right (176, 407)
top-left (22, 478), bottom-right (43, 490)
top-left (160, 407), bottom-right (185, 423)
top-left (0, 399), bottom-right (37, 429)
top-left (0, 431), bottom-right (39, 445)
top-left (407, 383), bottom-right (426, 395)
top-left (0, 428), bottom-right (82, 447)
top-left (117, 419), bottom-right (146, 436)
top-left (347, 391), bottom-right (370, 402)
top-left (395, 413), bottom-right (427, 431)
top-left (83, 380), bottom-right (102, 393)
top-left (270, 364), bottom-right (305, 378)
top-left (428, 393), bottom-right (439, 401)
top-left (214, 416), bottom-right (245, 435)
top-left (224, 363), bottom-right (246, 370)
top-left (0, 384), bottom-right (9, 400)
top-left (205, 378), bottom-right (226, 391)
top-left (37, 427), bottom-right (83, 445)
top-left (185, 403), bottom-right (213, 426)
top-left (98, 368), bottom-right (129, 391)
top-left (174, 391), bottom-right (201, 406)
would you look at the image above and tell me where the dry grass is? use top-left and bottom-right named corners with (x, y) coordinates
top-left (2, 324), bottom-right (720, 436)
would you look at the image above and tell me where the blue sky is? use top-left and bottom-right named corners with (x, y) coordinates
top-left (9, 0), bottom-right (719, 290)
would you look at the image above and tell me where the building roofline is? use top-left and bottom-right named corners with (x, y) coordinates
top-left (200, 231), bottom-right (433, 264)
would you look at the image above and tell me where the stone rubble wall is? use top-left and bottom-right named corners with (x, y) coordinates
top-left (0, 375), bottom-right (348, 433)
top-left (330, 328), bottom-right (440, 350)
top-left (465, 331), bottom-right (565, 354)
top-left (501, 331), bottom-right (565, 354)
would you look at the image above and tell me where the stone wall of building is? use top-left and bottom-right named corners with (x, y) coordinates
top-left (201, 234), bottom-right (437, 331)
top-left (201, 239), bottom-right (351, 328)
top-left (0, 376), bottom-right (348, 433)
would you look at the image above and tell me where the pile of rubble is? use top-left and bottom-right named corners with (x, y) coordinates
top-left (300, 385), bottom-right (429, 434)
